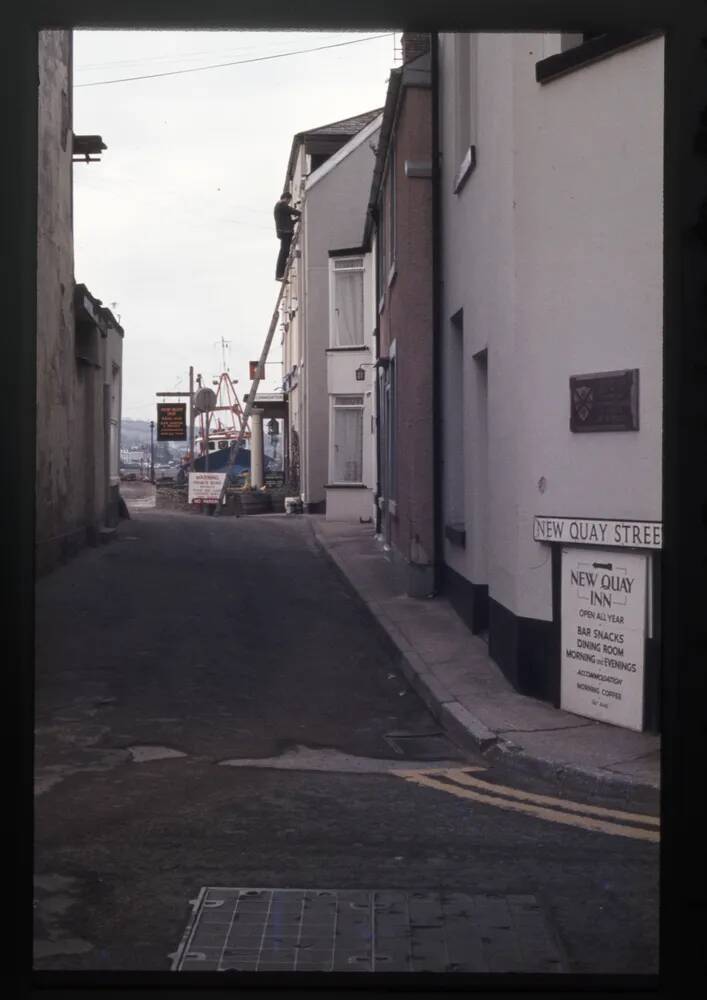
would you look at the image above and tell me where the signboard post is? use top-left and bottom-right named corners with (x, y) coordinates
top-left (560, 546), bottom-right (647, 730)
top-left (188, 472), bottom-right (227, 505)
top-left (156, 402), bottom-right (187, 442)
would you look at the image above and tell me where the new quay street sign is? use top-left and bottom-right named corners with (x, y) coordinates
top-left (533, 516), bottom-right (662, 550)
top-left (157, 402), bottom-right (187, 441)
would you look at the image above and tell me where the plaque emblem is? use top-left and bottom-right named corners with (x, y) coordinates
top-left (569, 369), bottom-right (639, 433)
top-left (572, 385), bottom-right (593, 422)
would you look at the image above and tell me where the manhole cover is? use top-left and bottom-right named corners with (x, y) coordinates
top-left (384, 733), bottom-right (459, 760)
top-left (172, 888), bottom-right (565, 973)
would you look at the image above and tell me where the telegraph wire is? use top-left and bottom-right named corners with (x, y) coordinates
top-left (75, 33), bottom-right (394, 87)
top-left (76, 32), bottom-right (354, 71)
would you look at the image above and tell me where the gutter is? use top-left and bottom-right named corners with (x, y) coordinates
top-left (362, 71), bottom-right (402, 536)
top-left (431, 32), bottom-right (443, 594)
top-left (362, 67), bottom-right (403, 248)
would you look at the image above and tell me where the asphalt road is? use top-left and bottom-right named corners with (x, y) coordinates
top-left (33, 496), bottom-right (659, 974)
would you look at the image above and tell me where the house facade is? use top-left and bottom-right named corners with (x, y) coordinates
top-left (36, 30), bottom-right (124, 575)
top-left (366, 33), bottom-right (435, 595)
top-left (437, 31), bottom-right (663, 729)
top-left (280, 111), bottom-right (381, 516)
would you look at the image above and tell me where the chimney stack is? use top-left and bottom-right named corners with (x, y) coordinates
top-left (400, 32), bottom-right (430, 65)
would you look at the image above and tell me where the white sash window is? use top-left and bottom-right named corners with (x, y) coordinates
top-left (331, 257), bottom-right (365, 347)
top-left (331, 395), bottom-right (364, 483)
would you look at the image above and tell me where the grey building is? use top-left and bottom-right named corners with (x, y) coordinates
top-left (280, 111), bottom-right (381, 515)
top-left (36, 30), bottom-right (124, 574)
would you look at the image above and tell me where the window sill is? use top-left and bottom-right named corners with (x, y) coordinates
top-left (535, 32), bottom-right (661, 85)
top-left (453, 145), bottom-right (476, 194)
top-left (325, 483), bottom-right (368, 489)
top-left (445, 522), bottom-right (466, 547)
top-left (326, 345), bottom-right (369, 353)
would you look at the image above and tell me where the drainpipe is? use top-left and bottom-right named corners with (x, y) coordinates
top-left (431, 32), bottom-right (443, 595)
top-left (373, 321), bottom-right (381, 535)
top-left (372, 210), bottom-right (381, 536)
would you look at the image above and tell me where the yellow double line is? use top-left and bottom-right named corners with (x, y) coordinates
top-left (392, 768), bottom-right (660, 843)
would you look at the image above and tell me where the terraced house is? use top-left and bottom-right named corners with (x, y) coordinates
top-left (436, 30), bottom-right (663, 730)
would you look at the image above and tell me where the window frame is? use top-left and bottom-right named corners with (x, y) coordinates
top-left (329, 255), bottom-right (366, 349)
top-left (329, 394), bottom-right (365, 485)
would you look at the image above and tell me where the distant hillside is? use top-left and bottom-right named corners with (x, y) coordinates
top-left (121, 419), bottom-right (152, 447)
top-left (121, 419), bottom-right (185, 461)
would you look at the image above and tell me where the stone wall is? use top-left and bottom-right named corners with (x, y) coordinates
top-left (155, 482), bottom-right (190, 511)
top-left (155, 482), bottom-right (289, 515)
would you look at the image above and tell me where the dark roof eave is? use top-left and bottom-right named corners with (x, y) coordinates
top-left (283, 108), bottom-right (384, 191)
top-left (74, 282), bottom-right (124, 337)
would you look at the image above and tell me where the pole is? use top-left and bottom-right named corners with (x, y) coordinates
top-left (188, 365), bottom-right (194, 471)
top-left (204, 412), bottom-right (210, 473)
top-left (149, 420), bottom-right (155, 483)
top-left (229, 219), bottom-right (300, 462)
top-left (215, 219), bottom-right (300, 509)
top-left (251, 409), bottom-right (264, 488)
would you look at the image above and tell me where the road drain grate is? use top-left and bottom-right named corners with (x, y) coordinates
top-left (172, 888), bottom-right (565, 973)
top-left (384, 733), bottom-right (459, 760)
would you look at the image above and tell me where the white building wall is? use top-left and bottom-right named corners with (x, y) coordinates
top-left (325, 277), bottom-right (376, 521)
top-left (439, 32), bottom-right (518, 608)
top-left (511, 34), bottom-right (663, 622)
top-left (282, 148), bottom-right (307, 493)
top-left (439, 32), bottom-right (663, 624)
top-left (300, 119), bottom-right (381, 511)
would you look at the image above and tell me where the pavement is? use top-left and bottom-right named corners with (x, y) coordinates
top-left (310, 518), bottom-right (660, 798)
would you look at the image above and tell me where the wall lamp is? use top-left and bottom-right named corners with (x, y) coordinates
top-left (355, 362), bottom-right (377, 381)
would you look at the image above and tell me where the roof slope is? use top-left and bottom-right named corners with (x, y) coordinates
top-left (284, 108), bottom-right (383, 188)
top-left (304, 108), bottom-right (382, 137)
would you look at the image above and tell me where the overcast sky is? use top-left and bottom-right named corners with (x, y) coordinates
top-left (72, 30), bottom-right (399, 420)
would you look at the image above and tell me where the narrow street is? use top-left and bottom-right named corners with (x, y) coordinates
top-left (34, 496), bottom-right (659, 974)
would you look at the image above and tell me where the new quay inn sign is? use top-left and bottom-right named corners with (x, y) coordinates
top-left (533, 516), bottom-right (662, 550)
top-left (534, 515), bottom-right (661, 731)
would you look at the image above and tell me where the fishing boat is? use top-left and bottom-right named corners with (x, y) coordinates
top-left (177, 367), bottom-right (277, 483)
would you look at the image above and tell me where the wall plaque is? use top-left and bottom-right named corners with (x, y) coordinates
top-left (156, 402), bottom-right (187, 441)
top-left (569, 369), bottom-right (638, 432)
top-left (560, 546), bottom-right (647, 730)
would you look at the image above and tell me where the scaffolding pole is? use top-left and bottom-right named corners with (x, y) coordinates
top-left (215, 221), bottom-right (300, 506)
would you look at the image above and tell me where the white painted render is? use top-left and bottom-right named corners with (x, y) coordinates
top-left (438, 33), bottom-right (663, 623)
top-left (283, 118), bottom-right (381, 510)
top-left (325, 487), bottom-right (374, 521)
top-left (307, 113), bottom-right (383, 189)
top-left (325, 335), bottom-right (376, 521)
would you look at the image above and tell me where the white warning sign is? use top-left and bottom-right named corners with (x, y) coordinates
top-left (188, 472), bottom-right (226, 504)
